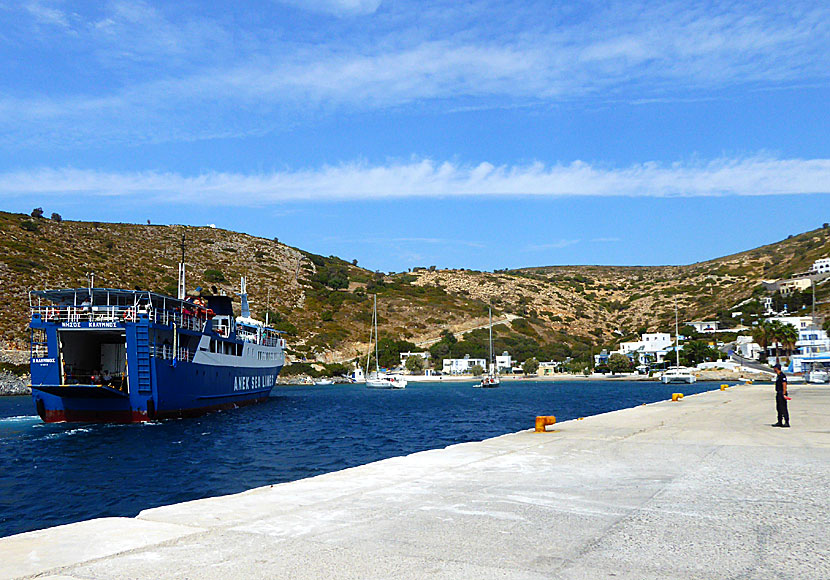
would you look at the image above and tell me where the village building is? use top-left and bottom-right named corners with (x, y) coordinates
top-left (442, 354), bottom-right (487, 375)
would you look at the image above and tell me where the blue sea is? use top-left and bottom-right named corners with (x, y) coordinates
top-left (0, 380), bottom-right (719, 538)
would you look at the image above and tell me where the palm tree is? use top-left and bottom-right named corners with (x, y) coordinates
top-left (751, 322), bottom-right (773, 363)
top-left (768, 320), bottom-right (785, 364)
top-left (779, 323), bottom-right (799, 360)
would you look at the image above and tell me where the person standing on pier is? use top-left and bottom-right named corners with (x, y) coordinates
top-left (772, 363), bottom-right (790, 428)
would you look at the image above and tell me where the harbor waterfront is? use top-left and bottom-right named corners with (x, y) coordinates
top-left (2, 383), bottom-right (828, 579)
top-left (0, 380), bottom-right (720, 539)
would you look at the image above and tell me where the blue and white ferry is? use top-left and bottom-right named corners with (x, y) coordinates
top-left (28, 276), bottom-right (286, 423)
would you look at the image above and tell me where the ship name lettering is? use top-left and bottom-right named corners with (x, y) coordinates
top-left (233, 374), bottom-right (276, 391)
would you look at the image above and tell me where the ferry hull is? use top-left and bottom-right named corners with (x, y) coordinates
top-left (32, 361), bottom-right (280, 423)
top-left (28, 287), bottom-right (286, 423)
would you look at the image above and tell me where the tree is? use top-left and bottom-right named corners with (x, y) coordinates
top-left (405, 355), bottom-right (424, 373)
top-left (823, 318), bottom-right (830, 335)
top-left (50, 212), bottom-right (62, 222)
top-left (778, 323), bottom-right (799, 359)
top-left (470, 364), bottom-right (484, 376)
top-left (607, 353), bottom-right (631, 375)
top-left (681, 340), bottom-right (717, 366)
top-left (768, 320), bottom-right (786, 363)
top-left (204, 269), bottom-right (226, 283)
top-left (522, 357), bottom-right (539, 375)
top-left (30, 207), bottom-right (44, 219)
top-left (751, 322), bottom-right (773, 363)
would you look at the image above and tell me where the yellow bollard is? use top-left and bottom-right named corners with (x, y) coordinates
top-left (535, 415), bottom-right (556, 432)
top-left (671, 393), bottom-right (684, 402)
top-left (720, 384), bottom-right (729, 391)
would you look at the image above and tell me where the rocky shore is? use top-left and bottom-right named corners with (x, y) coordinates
top-left (0, 350), bottom-right (31, 396)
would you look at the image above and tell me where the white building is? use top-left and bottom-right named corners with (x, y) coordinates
top-left (619, 333), bottom-right (674, 360)
top-left (604, 332), bottom-right (676, 366)
top-left (687, 321), bottom-right (720, 333)
top-left (810, 258), bottom-right (830, 275)
top-left (734, 335), bottom-right (762, 360)
top-left (443, 355), bottom-right (487, 375)
top-left (795, 326), bottom-right (830, 356)
top-left (494, 352), bottom-right (512, 372)
top-left (765, 315), bottom-right (816, 331)
top-left (790, 326), bottom-right (830, 373)
top-left (399, 351), bottom-right (430, 366)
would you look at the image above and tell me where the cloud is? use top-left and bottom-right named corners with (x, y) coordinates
top-left (2, 1), bottom-right (829, 146)
top-left (524, 240), bottom-right (581, 252)
top-left (273, 0), bottom-right (382, 16)
top-left (3, 155), bottom-right (828, 204)
top-left (591, 237), bottom-right (621, 243)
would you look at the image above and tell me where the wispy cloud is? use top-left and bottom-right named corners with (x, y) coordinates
top-left (273, 0), bottom-right (382, 16)
top-left (525, 240), bottom-right (581, 252)
top-left (591, 237), bottom-right (621, 243)
top-left (3, 155), bottom-right (827, 204)
top-left (1, 1), bottom-right (828, 146)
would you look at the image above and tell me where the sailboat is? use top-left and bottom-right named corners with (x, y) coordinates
top-left (660, 300), bottom-right (696, 384)
top-left (365, 294), bottom-right (407, 389)
top-left (476, 306), bottom-right (500, 388)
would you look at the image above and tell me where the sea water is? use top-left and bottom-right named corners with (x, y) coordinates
top-left (0, 380), bottom-right (718, 538)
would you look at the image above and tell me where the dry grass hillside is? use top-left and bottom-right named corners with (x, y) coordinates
top-left (1, 210), bottom-right (829, 363)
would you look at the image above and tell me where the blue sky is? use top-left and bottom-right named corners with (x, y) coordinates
top-left (1, 0), bottom-right (829, 272)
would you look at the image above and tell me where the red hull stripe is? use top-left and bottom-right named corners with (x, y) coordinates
top-left (41, 396), bottom-right (269, 424)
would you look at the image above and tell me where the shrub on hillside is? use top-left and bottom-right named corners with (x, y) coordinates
top-left (204, 269), bottom-right (226, 283)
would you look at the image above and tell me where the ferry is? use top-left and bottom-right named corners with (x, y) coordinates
top-left (28, 275), bottom-right (285, 423)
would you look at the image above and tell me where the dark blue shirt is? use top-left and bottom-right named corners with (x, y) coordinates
top-left (775, 371), bottom-right (787, 393)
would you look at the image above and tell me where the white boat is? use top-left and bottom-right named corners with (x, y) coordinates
top-left (661, 367), bottom-right (697, 384)
top-left (476, 306), bottom-right (500, 388)
top-left (660, 300), bottom-right (696, 384)
top-left (364, 294), bottom-right (407, 390)
top-left (366, 373), bottom-right (407, 389)
top-left (313, 378), bottom-right (334, 386)
top-left (806, 368), bottom-right (829, 384)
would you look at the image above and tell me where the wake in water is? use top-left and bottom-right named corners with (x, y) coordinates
top-left (0, 415), bottom-right (39, 423)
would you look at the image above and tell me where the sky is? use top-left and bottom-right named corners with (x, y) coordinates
top-left (1, 0), bottom-right (829, 272)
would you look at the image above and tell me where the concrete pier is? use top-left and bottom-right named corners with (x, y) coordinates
top-left (3, 384), bottom-right (829, 579)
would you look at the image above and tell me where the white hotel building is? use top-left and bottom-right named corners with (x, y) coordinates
top-left (443, 355), bottom-right (488, 375)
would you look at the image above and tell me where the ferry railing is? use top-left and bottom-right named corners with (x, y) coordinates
top-left (31, 305), bottom-right (147, 323)
top-left (150, 344), bottom-right (196, 363)
top-left (31, 305), bottom-right (207, 333)
top-left (236, 328), bottom-right (285, 348)
top-left (150, 309), bottom-right (206, 333)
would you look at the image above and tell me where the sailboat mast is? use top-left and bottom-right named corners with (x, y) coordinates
top-left (675, 299), bottom-right (680, 367)
top-left (374, 294), bottom-right (380, 374)
top-left (488, 306), bottom-right (493, 374)
top-left (365, 298), bottom-right (374, 376)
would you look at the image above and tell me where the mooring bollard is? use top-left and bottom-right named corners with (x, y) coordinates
top-left (535, 415), bottom-right (556, 432)
top-left (720, 384), bottom-right (729, 391)
top-left (671, 393), bottom-right (684, 402)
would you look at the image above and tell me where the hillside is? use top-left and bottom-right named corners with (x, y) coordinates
top-left (1, 210), bottom-right (829, 366)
